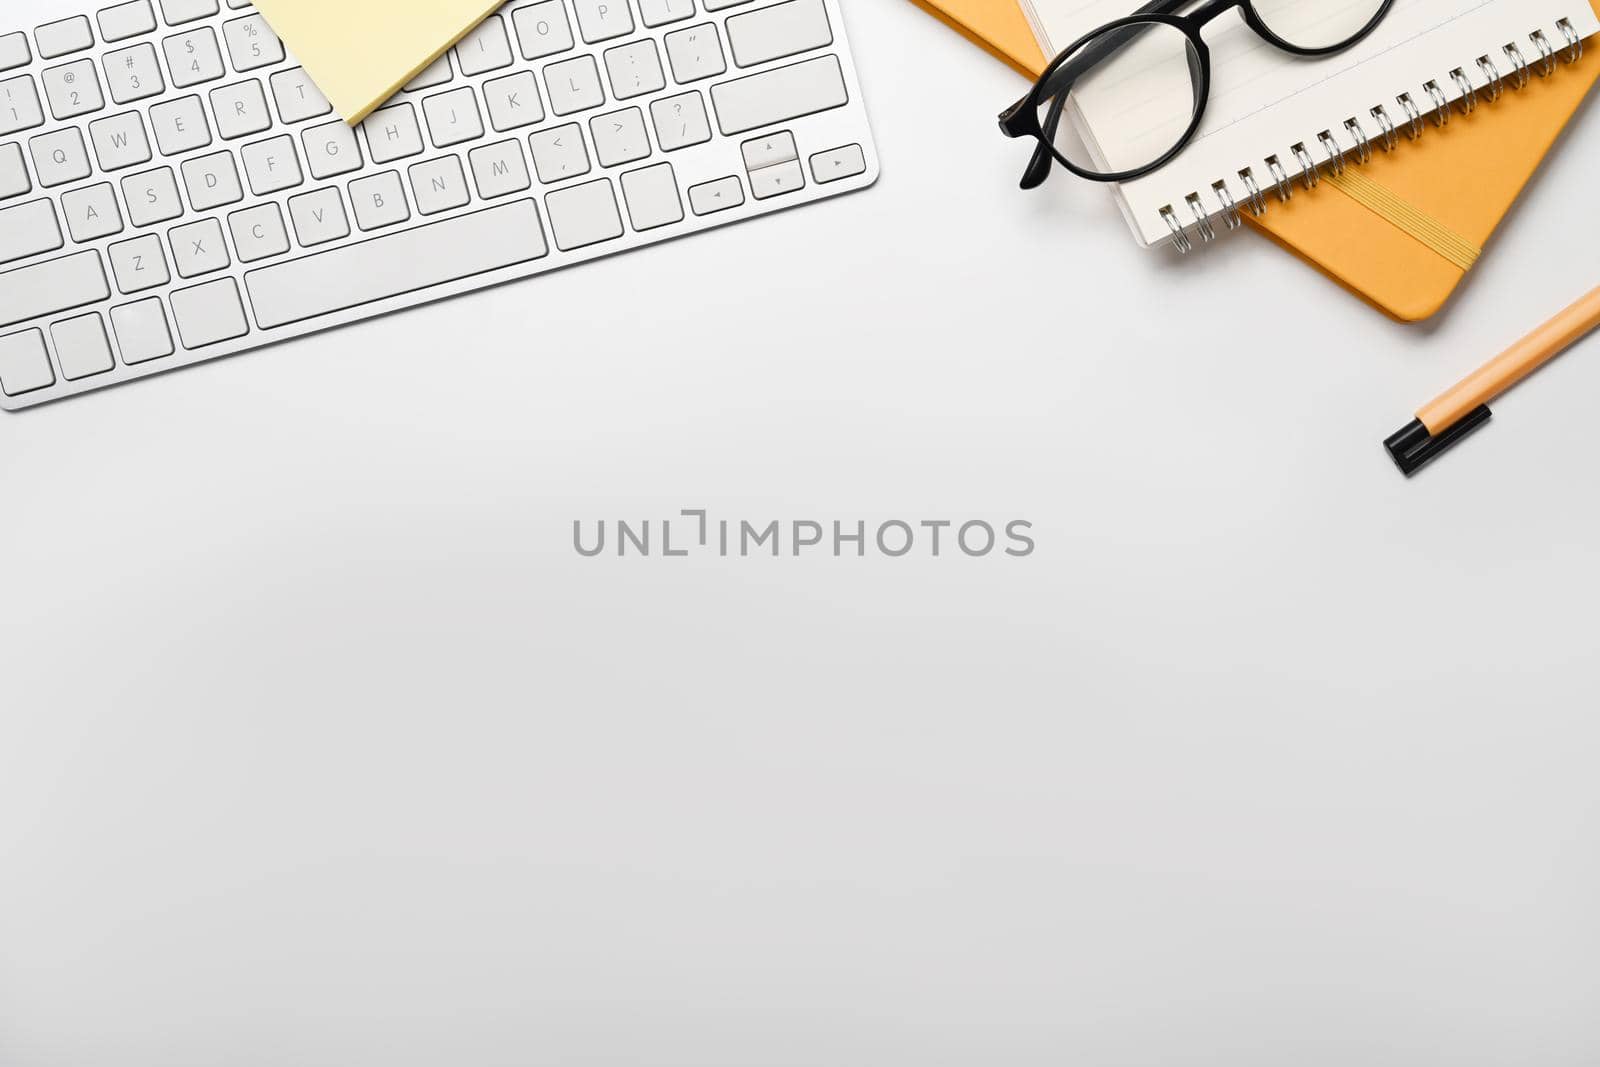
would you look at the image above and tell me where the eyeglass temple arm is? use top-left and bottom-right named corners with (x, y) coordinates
top-left (1018, 0), bottom-right (1190, 189)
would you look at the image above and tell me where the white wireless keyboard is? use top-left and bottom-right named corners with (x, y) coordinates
top-left (0, 0), bottom-right (877, 409)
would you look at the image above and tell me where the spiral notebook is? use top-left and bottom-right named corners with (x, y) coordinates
top-left (912, 0), bottom-right (1600, 318)
top-left (1019, 1), bottom-right (1600, 252)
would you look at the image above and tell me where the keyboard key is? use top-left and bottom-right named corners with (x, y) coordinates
top-left (0, 143), bottom-right (31, 199)
top-left (303, 119), bottom-right (362, 178)
top-left (270, 67), bottom-right (332, 123)
top-left (89, 111), bottom-right (154, 170)
top-left (43, 59), bottom-right (106, 120)
top-left (108, 231), bottom-right (171, 290)
top-left (0, 76), bottom-right (46, 136)
top-left (223, 14), bottom-right (283, 72)
top-left (741, 130), bottom-right (795, 170)
top-left (544, 55), bottom-right (604, 116)
top-left (112, 297), bottom-right (175, 363)
top-left (409, 155), bottom-right (471, 215)
top-left (703, 0), bottom-right (752, 9)
top-left (529, 122), bottom-right (589, 183)
top-left (664, 24), bottom-right (726, 83)
top-left (287, 186), bottom-right (349, 246)
top-left (168, 216), bottom-right (229, 275)
top-left (349, 170), bottom-right (409, 230)
top-left (62, 182), bottom-right (125, 241)
top-left (31, 128), bottom-right (93, 187)
top-left (483, 70), bottom-right (544, 131)
top-left (749, 159), bottom-right (802, 199)
top-left (401, 56), bottom-right (452, 93)
top-left (363, 102), bottom-right (424, 163)
top-left (0, 33), bottom-right (31, 73)
top-left (0, 330), bottom-right (54, 396)
top-left (240, 133), bottom-right (301, 194)
top-left (36, 17), bottom-right (94, 59)
top-left (603, 39), bottom-right (664, 100)
top-left (455, 14), bottom-right (513, 76)
top-left (638, 0), bottom-right (695, 28)
top-left (545, 177), bottom-right (622, 250)
top-left (810, 143), bottom-right (865, 183)
top-left (122, 166), bottom-right (184, 225)
top-left (164, 28), bottom-right (226, 87)
top-left (650, 91), bottom-right (711, 151)
top-left (468, 139), bottom-right (532, 198)
top-left (726, 0), bottom-right (831, 67)
top-left (512, 1), bottom-right (575, 60)
top-left (98, 1), bottom-right (159, 43)
top-left (0, 200), bottom-right (64, 264)
top-left (210, 79), bottom-right (270, 138)
top-left (688, 174), bottom-right (743, 215)
top-left (170, 277), bottom-right (249, 347)
top-left (0, 250), bottom-right (111, 329)
top-left (227, 202), bottom-right (289, 261)
top-left (105, 43), bottom-right (167, 103)
top-left (53, 313), bottom-right (115, 380)
top-left (150, 93), bottom-right (211, 153)
top-left (245, 200), bottom-right (548, 328)
top-left (159, 0), bottom-right (220, 26)
top-left (573, 0), bottom-right (634, 43)
top-left (710, 54), bottom-right (847, 134)
top-left (422, 86), bottom-right (484, 148)
top-left (590, 107), bottom-right (650, 167)
top-left (620, 162), bottom-right (681, 231)
top-left (181, 150), bottom-right (243, 209)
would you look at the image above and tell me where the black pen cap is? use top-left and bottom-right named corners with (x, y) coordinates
top-left (1384, 405), bottom-right (1493, 477)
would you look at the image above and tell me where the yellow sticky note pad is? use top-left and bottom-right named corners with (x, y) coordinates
top-left (254, 0), bottom-right (505, 123)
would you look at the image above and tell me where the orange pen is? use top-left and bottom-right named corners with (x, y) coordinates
top-left (1386, 284), bottom-right (1600, 475)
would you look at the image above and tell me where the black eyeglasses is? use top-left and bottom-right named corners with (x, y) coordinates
top-left (999, 0), bottom-right (1397, 189)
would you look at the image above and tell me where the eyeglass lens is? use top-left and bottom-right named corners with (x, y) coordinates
top-left (1038, 21), bottom-right (1204, 177)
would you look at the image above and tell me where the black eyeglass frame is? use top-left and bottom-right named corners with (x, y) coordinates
top-left (999, 0), bottom-right (1397, 189)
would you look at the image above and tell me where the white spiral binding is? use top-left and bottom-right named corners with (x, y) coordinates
top-left (1160, 17), bottom-right (1586, 253)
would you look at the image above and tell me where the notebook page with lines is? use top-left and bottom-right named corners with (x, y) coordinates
top-left (1019, 0), bottom-right (1600, 249)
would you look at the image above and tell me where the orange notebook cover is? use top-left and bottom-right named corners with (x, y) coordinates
top-left (915, 0), bottom-right (1600, 322)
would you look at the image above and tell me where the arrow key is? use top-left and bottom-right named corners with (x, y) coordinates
top-left (748, 159), bottom-right (802, 200)
top-left (740, 129), bottom-right (796, 171)
top-left (809, 143), bottom-right (866, 184)
top-left (688, 175), bottom-right (744, 216)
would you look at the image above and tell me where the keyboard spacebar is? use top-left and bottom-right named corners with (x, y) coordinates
top-left (245, 199), bottom-right (549, 329)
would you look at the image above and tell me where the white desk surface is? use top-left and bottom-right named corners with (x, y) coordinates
top-left (4, 4), bottom-right (1600, 1064)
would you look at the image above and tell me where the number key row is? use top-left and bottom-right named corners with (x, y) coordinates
top-left (3, 10), bottom-right (732, 142)
top-left (0, 20), bottom-right (284, 136)
top-left (12, 3), bottom-right (262, 69)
